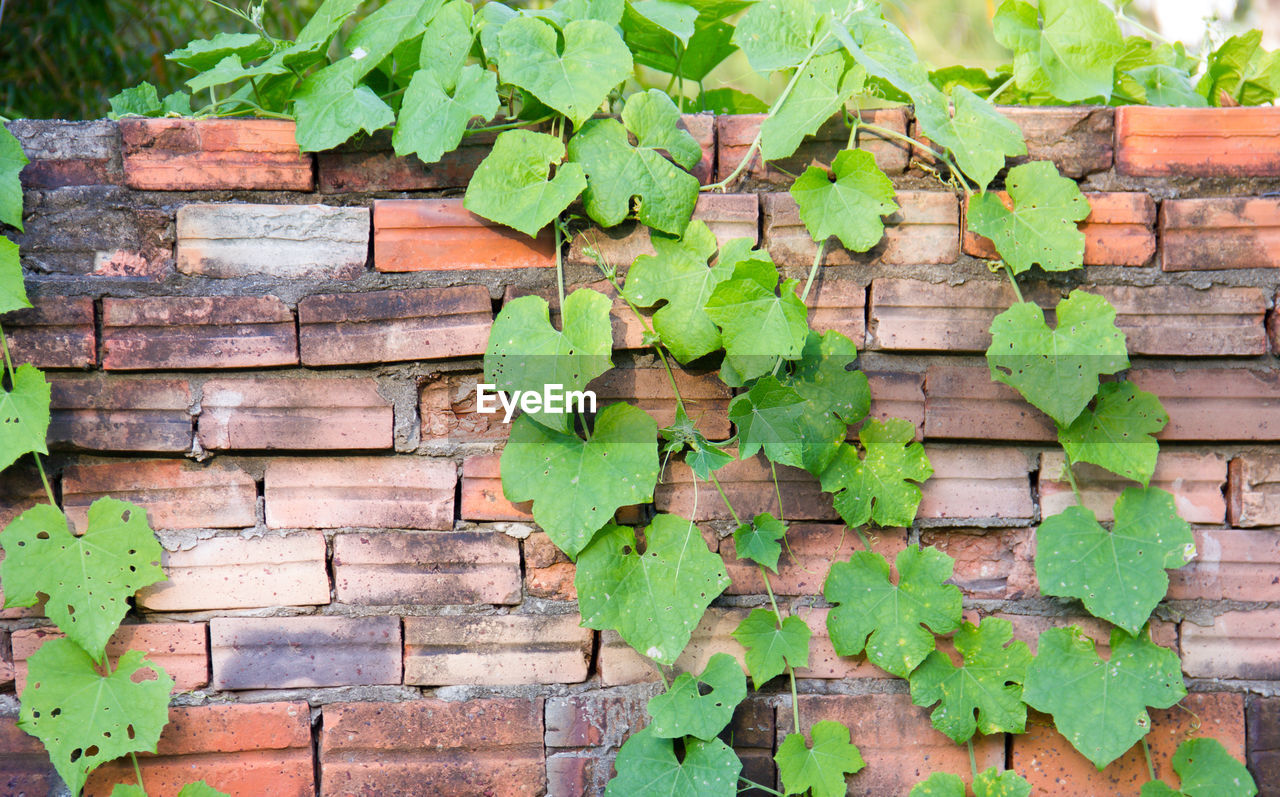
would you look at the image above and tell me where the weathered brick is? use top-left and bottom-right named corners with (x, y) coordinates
top-left (919, 527), bottom-right (1037, 599)
top-left (723, 524), bottom-right (908, 596)
top-left (716, 110), bottom-right (910, 183)
top-left (1129, 368), bottom-right (1280, 441)
top-left (1117, 106), bottom-right (1280, 177)
top-left (763, 191), bottom-right (959, 267)
top-left (211, 615), bottom-right (400, 689)
top-left (461, 454), bottom-right (531, 522)
top-left (1249, 696), bottom-right (1280, 797)
top-left (62, 459), bottom-right (257, 531)
top-left (1101, 284), bottom-right (1269, 356)
top-left (16, 185), bottom-right (172, 277)
top-left (421, 371), bottom-right (511, 445)
top-left (1229, 452), bottom-right (1280, 527)
top-left (317, 128), bottom-right (499, 192)
top-left (321, 699), bottom-right (545, 796)
top-left (588, 365), bottom-right (732, 438)
top-left (806, 278), bottom-right (866, 345)
top-left (11, 623), bottom-right (207, 693)
top-left (998, 105), bottom-right (1115, 177)
top-left (2, 295), bottom-right (96, 368)
top-left (868, 278), bottom-right (1012, 352)
top-left (136, 531), bottom-right (330, 611)
top-left (102, 295), bottom-right (297, 370)
top-left (403, 614), bottom-right (592, 685)
top-left (1169, 528), bottom-right (1280, 602)
top-left (199, 376), bottom-right (393, 451)
top-left (333, 531), bottom-right (522, 605)
top-left (49, 375), bottom-right (192, 452)
top-left (965, 192), bottom-right (1155, 266)
top-left (867, 370), bottom-right (925, 433)
top-left (545, 692), bottom-right (648, 749)
top-left (567, 193), bottom-right (758, 267)
top-left (657, 455), bottom-right (835, 522)
top-left (1039, 450), bottom-right (1227, 524)
top-left (374, 198), bottom-right (555, 272)
top-left (0, 466), bottom-right (46, 530)
top-left (923, 364), bottom-right (1055, 442)
top-left (526, 532), bottom-right (576, 600)
top-left (120, 118), bottom-right (313, 190)
top-left (919, 445), bottom-right (1035, 522)
top-left (681, 112), bottom-right (717, 184)
top-left (265, 456), bottom-right (455, 530)
top-left (0, 714), bottom-right (58, 794)
top-left (1161, 197), bottom-right (1280, 270)
top-left (7, 119), bottom-right (123, 188)
top-left (298, 285), bottom-right (491, 365)
top-left (599, 606), bottom-right (747, 685)
top-left (177, 203), bottom-right (368, 278)
top-left (1182, 609), bottom-right (1280, 680)
top-left (0, 630), bottom-right (11, 688)
top-left (86, 702), bottom-right (314, 797)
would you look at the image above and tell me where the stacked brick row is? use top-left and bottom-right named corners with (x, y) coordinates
top-left (0, 106), bottom-right (1277, 796)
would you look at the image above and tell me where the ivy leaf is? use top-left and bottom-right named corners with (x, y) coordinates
top-left (292, 59), bottom-right (395, 152)
top-left (166, 32), bottom-right (273, 70)
top-left (647, 652), bottom-right (747, 740)
top-left (993, 0), bottom-right (1124, 102)
top-left (106, 83), bottom-right (162, 119)
top-left (732, 512), bottom-right (788, 572)
top-left (623, 89), bottom-right (702, 171)
top-left (393, 65), bottom-right (500, 164)
top-left (967, 160), bottom-right (1091, 274)
top-left (502, 405), bottom-right (658, 558)
top-left (730, 375), bottom-right (843, 475)
top-left (497, 17), bottom-right (633, 129)
top-left (986, 291), bottom-right (1129, 427)
top-left (823, 546), bottom-right (962, 678)
top-left (732, 608), bottom-right (811, 688)
top-left (791, 148), bottom-right (899, 253)
top-left (908, 772), bottom-right (965, 797)
top-left (761, 53), bottom-right (864, 162)
top-left (183, 54), bottom-right (290, 94)
top-left (1128, 65), bottom-right (1207, 107)
top-left (974, 768), bottom-right (1033, 797)
top-left (1023, 626), bottom-right (1186, 769)
top-left (623, 3), bottom-right (740, 82)
top-left (1036, 487), bottom-right (1195, 635)
top-left (627, 0), bottom-right (698, 44)
top-left (818, 419), bottom-right (932, 529)
top-left (465, 129), bottom-right (587, 237)
top-left (948, 85), bottom-right (1026, 190)
top-left (577, 514), bottom-right (730, 665)
top-left (704, 258), bottom-right (809, 384)
top-left (19, 639), bottom-right (173, 796)
top-left (908, 617), bottom-right (1032, 744)
top-left (1140, 738), bottom-right (1259, 797)
top-left (731, 0), bottom-right (820, 73)
top-left (605, 727), bottom-right (741, 797)
top-left (786, 330), bottom-right (869, 426)
top-left (0, 237), bottom-right (31, 313)
top-left (420, 0), bottom-right (476, 87)
top-left (775, 721), bottom-right (866, 797)
top-left (0, 363), bottom-right (51, 472)
top-left (344, 0), bottom-right (443, 79)
top-left (1058, 381), bottom-right (1168, 486)
top-left (179, 783), bottom-right (232, 797)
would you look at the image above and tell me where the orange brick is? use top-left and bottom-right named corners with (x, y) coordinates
top-left (102, 295), bottom-right (297, 370)
top-left (1161, 196), bottom-right (1280, 270)
top-left (1169, 528), bottom-right (1280, 602)
top-left (403, 614), bottom-right (592, 685)
top-left (199, 376), bottom-right (393, 451)
top-left (62, 458), bottom-right (257, 531)
top-left (1039, 450), bottom-right (1227, 524)
top-left (919, 445), bottom-right (1035, 522)
top-left (1129, 368), bottom-right (1280, 441)
top-left (996, 105), bottom-right (1115, 177)
top-left (716, 110), bottom-right (910, 182)
top-left (11, 623), bottom-right (207, 693)
top-left (964, 192), bottom-right (1154, 266)
top-left (1229, 452), bottom-right (1280, 527)
top-left (332, 531), bottom-right (522, 605)
top-left (723, 524), bottom-right (907, 596)
top-left (2, 296), bottom-right (96, 368)
top-left (177, 203), bottom-right (369, 279)
top-left (264, 456), bottom-right (455, 530)
top-left (49, 375), bottom-right (192, 452)
top-left (568, 193), bottom-right (757, 266)
top-left (656, 455), bottom-right (835, 522)
top-left (588, 365), bottom-right (732, 438)
top-left (461, 454), bottom-right (532, 522)
top-left (211, 615), bottom-right (401, 689)
top-left (1117, 106), bottom-right (1280, 177)
top-left (120, 118), bottom-right (313, 190)
top-left (1182, 610), bottom-right (1280, 680)
top-left (763, 191), bottom-right (959, 267)
top-left (374, 198), bottom-right (555, 271)
top-left (923, 364), bottom-right (1056, 442)
top-left (919, 527), bottom-right (1037, 599)
top-left (420, 372), bottom-right (511, 445)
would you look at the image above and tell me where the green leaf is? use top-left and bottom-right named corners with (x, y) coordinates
top-left (464, 129), bottom-right (587, 237)
top-left (0, 125), bottom-right (26, 231)
top-left (909, 772), bottom-right (965, 797)
top-left (986, 290), bottom-right (1129, 427)
top-left (1127, 65), bottom-right (1207, 107)
top-left (1035, 487), bottom-right (1195, 635)
top-left (184, 54), bottom-right (290, 94)
top-left (730, 375), bottom-right (839, 474)
top-left (947, 85), bottom-right (1026, 190)
top-left (501, 405), bottom-right (658, 558)
top-left (732, 512), bottom-right (788, 572)
top-left (344, 0), bottom-right (443, 79)
top-left (166, 32), bottom-right (273, 70)
top-left (732, 609), bottom-right (811, 689)
top-left (420, 0), bottom-right (476, 88)
top-left (818, 419), bottom-right (932, 529)
top-left (161, 92), bottom-right (192, 115)
top-left (775, 721), bottom-right (865, 797)
top-left (761, 53), bottom-right (863, 162)
top-left (628, 0), bottom-right (698, 44)
top-left (107, 83), bottom-right (162, 119)
top-left (112, 785), bottom-right (148, 797)
top-left (393, 65), bottom-right (499, 164)
top-left (974, 768), bottom-right (1032, 797)
top-left (178, 783), bottom-right (232, 797)
top-left (625, 9), bottom-right (739, 82)
top-left (292, 59), bottom-right (395, 152)
top-left (967, 160), bottom-right (1090, 274)
top-left (1, 500), bottom-right (165, 660)
top-left (994, 0), bottom-right (1124, 102)
top-left (297, 0), bottom-right (366, 47)
top-left (0, 237), bottom-right (30, 313)
top-left (841, 13), bottom-right (934, 101)
top-left (704, 259), bottom-right (809, 384)
top-left (19, 639), bottom-right (172, 796)
top-left (1197, 31), bottom-right (1265, 106)
top-left (1140, 738), bottom-right (1258, 797)
top-left (823, 546), bottom-right (962, 677)
top-left (605, 727), bottom-right (741, 797)
top-left (790, 148), bottom-right (898, 253)
top-left (577, 514), bottom-right (730, 664)
top-left (661, 404), bottom-right (734, 479)
top-left (1058, 381), bottom-right (1168, 485)
top-left (786, 330), bottom-right (869, 426)
top-left (691, 88), bottom-right (770, 114)
top-left (1023, 626), bottom-right (1186, 769)
top-left (0, 363), bottom-right (50, 472)
top-left (647, 652), bottom-right (747, 740)
top-left (731, 0), bottom-right (820, 73)
top-left (622, 89), bottom-right (702, 171)
top-left (909, 617), bottom-right (1032, 744)
top-left (497, 17), bottom-right (633, 129)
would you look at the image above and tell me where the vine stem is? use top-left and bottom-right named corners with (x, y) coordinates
top-left (986, 75), bottom-right (1016, 104)
top-left (799, 239), bottom-right (826, 303)
top-left (1142, 738), bottom-right (1157, 781)
top-left (737, 775), bottom-right (784, 796)
top-left (465, 114), bottom-right (555, 136)
top-left (1062, 452), bottom-right (1084, 505)
top-left (554, 220), bottom-right (566, 310)
top-left (769, 462), bottom-right (785, 524)
top-left (967, 738), bottom-right (978, 779)
top-left (708, 472), bottom-right (742, 526)
top-left (1002, 261), bottom-right (1024, 303)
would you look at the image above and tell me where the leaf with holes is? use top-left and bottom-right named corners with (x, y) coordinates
top-left (1035, 486), bottom-right (1195, 635)
top-left (824, 546), bottom-right (962, 678)
top-left (910, 768), bottom-right (1032, 797)
top-left (465, 129), bottom-right (588, 237)
top-left (760, 53), bottom-right (864, 162)
top-left (1140, 737), bottom-right (1258, 797)
top-left (605, 727), bottom-right (741, 796)
top-left (729, 375), bottom-right (844, 476)
top-left (0, 364), bottom-right (50, 473)
top-left (393, 65), bottom-right (499, 165)
top-left (1059, 381), bottom-right (1168, 486)
top-left (968, 161), bottom-right (1090, 274)
top-left (986, 291), bottom-right (1129, 426)
top-left (947, 85), bottom-right (1026, 189)
top-left (704, 258), bottom-right (809, 384)
top-left (577, 514), bottom-right (730, 664)
top-left (732, 608), bottom-right (811, 689)
top-left (909, 617), bottom-right (1032, 743)
top-left (1023, 626), bottom-right (1186, 769)
top-left (19, 638), bottom-right (172, 796)
top-left (775, 721), bottom-right (865, 797)
top-left (647, 652), bottom-right (747, 740)
top-left (1, 124), bottom-right (29, 231)
top-left (0, 237), bottom-right (30, 315)
top-left (993, 0), bottom-right (1124, 102)
top-left (819, 418), bottom-right (932, 529)
top-left (501, 405), bottom-right (658, 558)
top-left (791, 148), bottom-right (899, 253)
top-left (909, 772), bottom-right (965, 797)
top-left (732, 512), bottom-right (788, 572)
top-left (623, 89), bottom-right (702, 171)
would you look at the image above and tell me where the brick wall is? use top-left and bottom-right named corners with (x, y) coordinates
top-left (1, 108), bottom-right (1278, 796)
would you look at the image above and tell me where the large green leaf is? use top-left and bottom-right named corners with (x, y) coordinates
top-left (731, 0), bottom-right (821, 73)
top-left (761, 53), bottom-right (863, 162)
top-left (292, 59), bottom-right (395, 152)
top-left (419, 0), bottom-right (476, 87)
top-left (623, 89), bottom-right (702, 171)
top-left (622, 0), bottom-right (744, 82)
top-left (824, 546), bottom-right (962, 677)
top-left (730, 375), bottom-right (844, 475)
top-left (993, 0), bottom-right (1124, 101)
top-left (909, 617), bottom-right (1032, 743)
top-left (732, 608), bottom-right (811, 689)
top-left (0, 237), bottom-right (30, 314)
top-left (0, 124), bottom-right (29, 231)
top-left (344, 0), bottom-right (443, 78)
top-left (464, 129), bottom-right (587, 237)
top-left (1140, 737), bottom-right (1259, 797)
top-left (647, 652), bottom-right (747, 740)
top-left (501, 405), bottom-right (659, 558)
top-left (577, 514), bottom-right (730, 664)
top-left (1128, 65), bottom-right (1207, 107)
top-left (947, 85), bottom-right (1026, 190)
top-left (166, 32), bottom-right (273, 70)
top-left (627, 0), bottom-right (697, 44)
top-left (0, 363), bottom-right (50, 472)
top-left (967, 160), bottom-right (1090, 274)
top-left (786, 330), bottom-right (869, 426)
top-left (184, 55), bottom-right (290, 94)
top-left (732, 512), bottom-right (788, 572)
top-left (605, 727), bottom-right (741, 796)
top-left (704, 258), bottom-right (809, 384)
top-left (19, 639), bottom-right (172, 796)
top-left (1023, 626), bottom-right (1186, 769)
top-left (1036, 487), bottom-right (1195, 635)
top-left (1058, 381), bottom-right (1168, 486)
top-left (775, 721), bottom-right (865, 797)
top-left (393, 65), bottom-right (499, 165)
top-left (791, 148), bottom-right (898, 253)
top-left (910, 769), bottom-right (1032, 797)
top-left (818, 419), bottom-right (932, 529)
top-left (986, 291), bottom-right (1129, 427)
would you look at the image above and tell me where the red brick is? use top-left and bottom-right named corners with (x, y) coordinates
top-left (8, 119), bottom-right (123, 188)
top-left (526, 534), bottom-right (576, 599)
top-left (568, 193), bottom-right (758, 267)
top-left (656, 455), bottom-right (835, 522)
top-left (964, 192), bottom-right (1154, 266)
top-left (298, 285), bottom-right (491, 365)
top-left (1169, 527), bottom-right (1280, 602)
top-left (49, 375), bottom-right (192, 452)
top-left (265, 456), bottom-right (455, 530)
top-left (1249, 696), bottom-right (1280, 797)
top-left (545, 692), bottom-right (648, 748)
top-left (62, 458), bottom-right (257, 532)
top-left (1101, 284), bottom-right (1269, 356)
top-left (321, 699), bottom-right (544, 796)
top-left (1161, 197), bottom-right (1280, 270)
top-left (716, 110), bottom-right (910, 183)
top-left (1, 296), bottom-right (96, 368)
top-left (211, 615), bottom-right (401, 689)
top-left (998, 612), bottom-right (1177, 655)
top-left (177, 203), bottom-right (369, 279)
top-left (461, 454), bottom-right (532, 522)
top-left (588, 365), bottom-right (732, 438)
top-left (420, 372), bottom-right (510, 445)
top-left (1230, 452), bottom-right (1280, 527)
top-left (199, 376), bottom-right (393, 451)
top-left (136, 531), bottom-right (330, 611)
top-left (17, 185), bottom-right (173, 278)
top-left (374, 198), bottom-right (555, 272)
top-left (919, 527), bottom-right (1037, 599)
top-left (120, 118), bottom-right (313, 190)
top-left (317, 128), bottom-right (500, 192)
top-left (403, 614), bottom-right (592, 685)
top-left (0, 714), bottom-right (60, 794)
top-left (101, 295), bottom-right (297, 370)
top-left (1039, 450), bottom-right (1227, 524)
top-left (11, 623), bottom-right (207, 693)
top-left (1117, 106), bottom-right (1280, 177)
top-left (1182, 609), bottom-right (1280, 680)
top-left (0, 465), bottom-right (46, 531)
top-left (867, 370), bottom-right (925, 433)
top-left (868, 278), bottom-right (1011, 352)
top-left (923, 364), bottom-right (1056, 442)
top-left (332, 530), bottom-right (522, 605)
top-left (763, 191), bottom-right (959, 267)
top-left (919, 445), bottom-right (1035, 522)
top-left (806, 278), bottom-right (866, 346)
top-left (1129, 368), bottom-right (1280, 441)
top-left (723, 524), bottom-right (907, 596)
top-left (86, 702), bottom-right (314, 797)
top-left (997, 105), bottom-right (1115, 177)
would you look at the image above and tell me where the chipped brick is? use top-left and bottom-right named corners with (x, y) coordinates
top-left (998, 105), bottom-right (1115, 177)
top-left (1161, 196), bottom-right (1280, 271)
top-left (2, 295), bottom-right (96, 368)
top-left (11, 623), bottom-right (207, 693)
top-left (120, 118), bottom-right (313, 190)
top-left (374, 198), bottom-right (554, 271)
top-left (1230, 452), bottom-right (1280, 527)
top-left (16, 185), bottom-right (172, 278)
top-left (177, 203), bottom-right (369, 279)
top-left (7, 119), bottom-right (123, 188)
top-left (403, 614), bottom-right (592, 685)
top-left (1039, 450), bottom-right (1227, 524)
top-left (1117, 106), bottom-right (1280, 177)
top-left (102, 295), bottom-right (297, 370)
top-left (332, 531), bottom-right (522, 605)
top-left (264, 456), bottom-right (455, 530)
top-left (49, 375), bottom-right (192, 452)
top-left (919, 527), bottom-right (1037, 599)
top-left (211, 615), bottom-right (400, 689)
top-left (763, 191), bottom-right (959, 267)
top-left (1182, 610), bottom-right (1280, 680)
top-left (199, 376), bottom-right (393, 451)
top-left (62, 459), bottom-right (257, 532)
top-left (420, 371), bottom-right (510, 445)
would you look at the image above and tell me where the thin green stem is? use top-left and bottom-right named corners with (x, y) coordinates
top-left (755, 562), bottom-right (801, 735)
top-left (986, 75), bottom-right (1016, 104)
top-left (799, 239), bottom-right (826, 303)
top-left (967, 738), bottom-right (978, 779)
top-left (1063, 453), bottom-right (1084, 505)
top-left (554, 221), bottom-right (566, 310)
top-left (1142, 738), bottom-right (1157, 781)
top-left (709, 472), bottom-right (742, 526)
top-left (1002, 261), bottom-right (1024, 303)
top-left (130, 752), bottom-right (147, 794)
top-left (466, 115), bottom-right (555, 135)
top-left (788, 668), bottom-right (800, 734)
top-left (737, 776), bottom-right (784, 796)
top-left (770, 462), bottom-right (785, 524)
